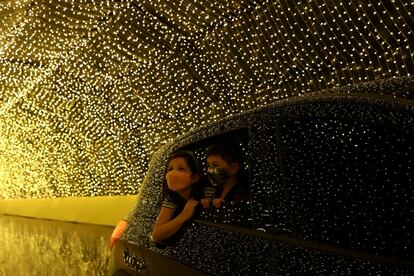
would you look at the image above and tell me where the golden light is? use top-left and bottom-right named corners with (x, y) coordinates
top-left (0, 0), bottom-right (413, 199)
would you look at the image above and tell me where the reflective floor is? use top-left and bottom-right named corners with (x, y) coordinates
top-left (0, 215), bottom-right (113, 275)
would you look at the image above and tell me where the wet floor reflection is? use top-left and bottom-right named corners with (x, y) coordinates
top-left (0, 215), bottom-right (113, 275)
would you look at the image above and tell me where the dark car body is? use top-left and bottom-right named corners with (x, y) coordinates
top-left (110, 93), bottom-right (414, 275)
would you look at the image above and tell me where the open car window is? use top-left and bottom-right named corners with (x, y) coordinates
top-left (178, 129), bottom-right (254, 229)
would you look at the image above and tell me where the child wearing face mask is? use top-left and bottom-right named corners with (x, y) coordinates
top-left (201, 141), bottom-right (250, 209)
top-left (151, 151), bottom-right (204, 243)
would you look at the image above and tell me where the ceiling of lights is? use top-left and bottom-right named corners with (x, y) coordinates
top-left (1, 0), bottom-right (413, 199)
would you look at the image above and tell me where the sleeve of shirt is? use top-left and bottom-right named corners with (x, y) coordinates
top-left (162, 195), bottom-right (177, 209)
top-left (202, 186), bottom-right (216, 200)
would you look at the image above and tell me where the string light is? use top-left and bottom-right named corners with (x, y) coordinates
top-left (0, 0), bottom-right (413, 199)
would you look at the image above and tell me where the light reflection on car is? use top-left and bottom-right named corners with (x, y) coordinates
top-left (110, 94), bottom-right (414, 275)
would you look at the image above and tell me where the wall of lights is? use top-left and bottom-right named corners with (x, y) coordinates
top-left (0, 0), bottom-right (413, 199)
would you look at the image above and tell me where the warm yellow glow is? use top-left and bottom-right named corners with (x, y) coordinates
top-left (0, 0), bottom-right (413, 198)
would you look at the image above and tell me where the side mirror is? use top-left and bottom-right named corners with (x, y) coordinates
top-left (110, 219), bottom-right (129, 250)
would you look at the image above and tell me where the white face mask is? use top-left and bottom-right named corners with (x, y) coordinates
top-left (165, 170), bottom-right (193, 192)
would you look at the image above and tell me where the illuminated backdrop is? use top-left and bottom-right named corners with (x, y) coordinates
top-left (0, 0), bottom-right (413, 198)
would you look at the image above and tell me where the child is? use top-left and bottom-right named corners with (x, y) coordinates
top-left (201, 141), bottom-right (249, 209)
top-left (151, 151), bottom-right (203, 243)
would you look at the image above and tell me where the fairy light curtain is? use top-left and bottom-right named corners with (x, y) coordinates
top-left (0, 0), bottom-right (413, 198)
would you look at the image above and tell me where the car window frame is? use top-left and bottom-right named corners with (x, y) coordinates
top-left (176, 127), bottom-right (256, 227)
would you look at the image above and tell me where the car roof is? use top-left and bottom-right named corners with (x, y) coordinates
top-left (164, 92), bottom-right (414, 153)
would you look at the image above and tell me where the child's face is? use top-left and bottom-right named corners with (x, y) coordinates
top-left (207, 155), bottom-right (230, 172)
top-left (165, 157), bottom-right (196, 192)
top-left (207, 155), bottom-right (239, 186)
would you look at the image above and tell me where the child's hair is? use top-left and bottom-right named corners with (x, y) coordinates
top-left (206, 140), bottom-right (247, 185)
top-left (166, 150), bottom-right (202, 175)
top-left (163, 150), bottom-right (204, 202)
top-left (206, 140), bottom-right (243, 165)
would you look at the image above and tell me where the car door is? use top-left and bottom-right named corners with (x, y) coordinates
top-left (251, 97), bottom-right (414, 274)
top-left (121, 148), bottom-right (210, 276)
top-left (141, 129), bottom-right (273, 275)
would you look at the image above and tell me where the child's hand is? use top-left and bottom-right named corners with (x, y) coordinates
top-left (201, 199), bottom-right (210, 208)
top-left (180, 199), bottom-right (199, 221)
top-left (212, 198), bottom-right (226, 208)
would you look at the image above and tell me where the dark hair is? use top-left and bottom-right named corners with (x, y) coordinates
top-left (163, 151), bottom-right (204, 202)
top-left (166, 151), bottom-right (202, 176)
top-left (207, 140), bottom-right (247, 184)
top-left (206, 140), bottom-right (243, 165)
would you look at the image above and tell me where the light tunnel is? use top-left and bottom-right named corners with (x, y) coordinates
top-left (0, 0), bottom-right (413, 275)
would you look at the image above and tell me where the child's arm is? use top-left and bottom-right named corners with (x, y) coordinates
top-left (151, 199), bottom-right (199, 242)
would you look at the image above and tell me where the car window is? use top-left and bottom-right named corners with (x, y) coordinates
top-left (179, 129), bottom-right (254, 229)
top-left (280, 116), bottom-right (414, 260)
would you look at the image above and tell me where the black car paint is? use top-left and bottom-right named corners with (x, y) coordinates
top-left (112, 93), bottom-right (414, 275)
